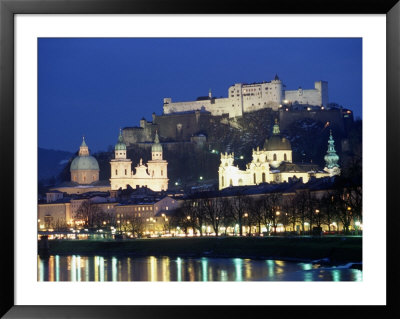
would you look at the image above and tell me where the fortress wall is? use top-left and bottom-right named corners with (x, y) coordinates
top-left (154, 112), bottom-right (212, 141)
top-left (284, 81), bottom-right (328, 106)
top-left (163, 100), bottom-right (211, 114)
top-left (284, 89), bottom-right (323, 106)
top-left (211, 98), bottom-right (242, 117)
top-left (164, 97), bottom-right (240, 117)
top-left (123, 124), bottom-right (158, 146)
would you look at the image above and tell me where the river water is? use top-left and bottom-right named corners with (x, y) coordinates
top-left (37, 255), bottom-right (362, 282)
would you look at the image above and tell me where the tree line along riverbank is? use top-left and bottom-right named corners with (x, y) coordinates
top-left (40, 236), bottom-right (362, 264)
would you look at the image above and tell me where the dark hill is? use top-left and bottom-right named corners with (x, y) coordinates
top-left (52, 109), bottom-right (361, 189)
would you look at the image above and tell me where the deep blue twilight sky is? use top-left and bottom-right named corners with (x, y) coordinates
top-left (38, 38), bottom-right (362, 153)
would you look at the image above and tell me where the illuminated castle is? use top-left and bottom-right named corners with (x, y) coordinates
top-left (218, 120), bottom-right (340, 190)
top-left (163, 75), bottom-right (328, 118)
top-left (110, 130), bottom-right (168, 191)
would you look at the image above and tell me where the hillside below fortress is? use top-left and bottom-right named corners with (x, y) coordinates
top-left (120, 103), bottom-right (357, 188)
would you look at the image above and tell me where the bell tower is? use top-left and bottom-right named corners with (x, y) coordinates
top-left (324, 130), bottom-right (341, 176)
top-left (110, 129), bottom-right (132, 190)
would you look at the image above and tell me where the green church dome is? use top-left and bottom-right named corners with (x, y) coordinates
top-left (115, 129), bottom-right (126, 151)
top-left (70, 136), bottom-right (99, 171)
top-left (70, 155), bottom-right (99, 171)
top-left (152, 131), bottom-right (163, 152)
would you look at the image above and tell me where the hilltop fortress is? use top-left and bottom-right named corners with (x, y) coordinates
top-left (163, 75), bottom-right (328, 118)
top-left (122, 75), bottom-right (352, 160)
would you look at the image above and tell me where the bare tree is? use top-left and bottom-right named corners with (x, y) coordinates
top-left (170, 203), bottom-right (193, 236)
top-left (75, 200), bottom-right (102, 228)
top-left (228, 192), bottom-right (248, 236)
top-left (122, 215), bottom-right (146, 238)
top-left (259, 193), bottom-right (282, 235)
top-left (243, 196), bottom-right (262, 236)
top-left (320, 193), bottom-right (337, 232)
top-left (330, 189), bottom-right (352, 234)
top-left (203, 197), bottom-right (225, 236)
top-left (281, 194), bottom-right (297, 233)
top-left (52, 218), bottom-right (68, 232)
top-left (294, 191), bottom-right (311, 234)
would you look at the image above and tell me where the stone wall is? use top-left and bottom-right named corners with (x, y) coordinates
top-left (284, 81), bottom-right (328, 106)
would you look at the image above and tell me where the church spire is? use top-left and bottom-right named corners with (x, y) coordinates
top-left (272, 118), bottom-right (280, 135)
top-left (115, 128), bottom-right (126, 151)
top-left (154, 130), bottom-right (160, 144)
top-left (152, 130), bottom-right (163, 160)
top-left (324, 130), bottom-right (340, 169)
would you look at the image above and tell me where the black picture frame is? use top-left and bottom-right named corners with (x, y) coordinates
top-left (1, 0), bottom-right (399, 318)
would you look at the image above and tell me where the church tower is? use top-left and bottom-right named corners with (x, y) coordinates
top-left (324, 130), bottom-right (341, 176)
top-left (110, 129), bottom-right (132, 190)
top-left (146, 131), bottom-right (169, 191)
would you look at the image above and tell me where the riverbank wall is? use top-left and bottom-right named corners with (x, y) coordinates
top-left (43, 237), bottom-right (362, 263)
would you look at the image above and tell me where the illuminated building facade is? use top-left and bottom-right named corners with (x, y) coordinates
top-left (110, 130), bottom-right (169, 191)
top-left (218, 120), bottom-right (340, 190)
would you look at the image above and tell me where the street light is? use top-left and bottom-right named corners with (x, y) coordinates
top-left (276, 211), bottom-right (280, 216)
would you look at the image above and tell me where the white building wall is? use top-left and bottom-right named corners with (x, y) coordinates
top-left (284, 81), bottom-right (328, 106)
top-left (163, 78), bottom-right (325, 118)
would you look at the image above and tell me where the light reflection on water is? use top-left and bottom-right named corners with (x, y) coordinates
top-left (37, 255), bottom-right (362, 282)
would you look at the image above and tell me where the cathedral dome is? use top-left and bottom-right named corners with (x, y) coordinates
top-left (264, 136), bottom-right (291, 151)
top-left (70, 156), bottom-right (99, 171)
top-left (263, 119), bottom-right (291, 151)
top-left (70, 137), bottom-right (99, 171)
